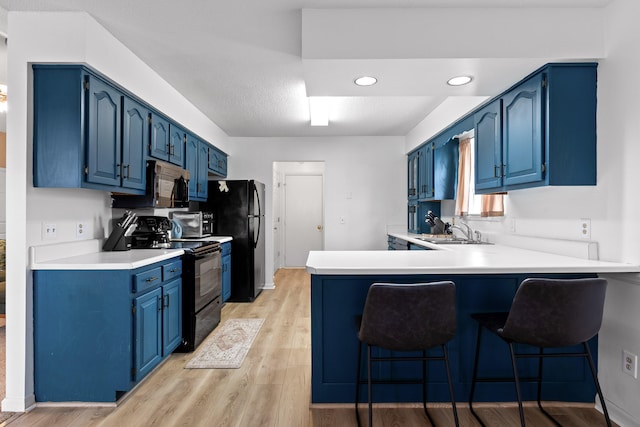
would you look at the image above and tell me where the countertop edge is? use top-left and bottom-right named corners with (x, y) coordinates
top-left (31, 249), bottom-right (185, 271)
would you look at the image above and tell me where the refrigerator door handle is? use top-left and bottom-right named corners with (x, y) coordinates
top-left (252, 181), bottom-right (262, 249)
top-left (253, 181), bottom-right (262, 218)
top-left (254, 215), bottom-right (261, 249)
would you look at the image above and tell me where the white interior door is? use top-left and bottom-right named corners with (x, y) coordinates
top-left (284, 175), bottom-right (323, 267)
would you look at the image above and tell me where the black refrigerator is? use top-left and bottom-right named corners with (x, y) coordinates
top-left (205, 180), bottom-right (265, 302)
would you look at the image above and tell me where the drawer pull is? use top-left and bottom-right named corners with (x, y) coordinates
top-left (146, 276), bottom-right (159, 283)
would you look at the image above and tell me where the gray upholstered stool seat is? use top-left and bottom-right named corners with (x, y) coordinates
top-left (355, 281), bottom-right (459, 427)
top-left (469, 277), bottom-right (612, 427)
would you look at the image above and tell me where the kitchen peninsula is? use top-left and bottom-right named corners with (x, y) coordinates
top-left (306, 241), bottom-right (640, 405)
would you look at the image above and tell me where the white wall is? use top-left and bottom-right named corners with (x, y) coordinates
top-left (229, 137), bottom-right (406, 284)
top-left (4, 12), bottom-right (229, 412)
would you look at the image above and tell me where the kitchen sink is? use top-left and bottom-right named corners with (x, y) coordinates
top-left (416, 237), bottom-right (493, 245)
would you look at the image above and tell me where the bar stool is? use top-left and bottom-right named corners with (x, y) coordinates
top-left (355, 282), bottom-right (459, 427)
top-left (468, 277), bottom-right (611, 427)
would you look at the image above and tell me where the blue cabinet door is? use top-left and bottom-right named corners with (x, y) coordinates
top-left (208, 146), bottom-right (228, 177)
top-left (418, 144), bottom-right (434, 200)
top-left (86, 75), bottom-right (122, 187)
top-left (197, 141), bottom-right (209, 200)
top-left (149, 113), bottom-right (170, 161)
top-left (185, 134), bottom-right (209, 201)
top-left (407, 151), bottom-right (419, 200)
top-left (222, 253), bottom-right (231, 302)
top-left (122, 97), bottom-right (148, 191)
top-left (169, 124), bottom-right (185, 167)
top-left (185, 134), bottom-right (199, 199)
top-left (134, 288), bottom-right (163, 381)
top-left (162, 279), bottom-right (182, 356)
top-left (502, 73), bottom-right (544, 187)
top-left (474, 99), bottom-right (503, 192)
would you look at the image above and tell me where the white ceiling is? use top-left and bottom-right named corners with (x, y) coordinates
top-left (0, 0), bottom-right (614, 138)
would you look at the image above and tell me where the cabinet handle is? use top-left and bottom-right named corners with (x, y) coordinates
top-left (116, 163), bottom-right (122, 178)
top-left (164, 294), bottom-right (170, 308)
top-left (123, 164), bottom-right (130, 179)
top-left (494, 165), bottom-right (500, 178)
top-left (146, 276), bottom-right (159, 283)
top-left (158, 296), bottom-right (163, 311)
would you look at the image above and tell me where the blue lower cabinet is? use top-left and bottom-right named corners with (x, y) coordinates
top-left (162, 278), bottom-right (182, 355)
top-left (134, 288), bottom-right (163, 381)
top-left (33, 257), bottom-right (182, 402)
top-left (221, 242), bottom-right (232, 302)
top-left (310, 272), bottom-right (599, 404)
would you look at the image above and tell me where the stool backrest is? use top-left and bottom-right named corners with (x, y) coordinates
top-left (358, 281), bottom-right (456, 351)
top-left (501, 278), bottom-right (608, 347)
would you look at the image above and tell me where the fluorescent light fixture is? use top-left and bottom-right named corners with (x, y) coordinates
top-left (447, 75), bottom-right (473, 86)
top-left (354, 76), bottom-right (377, 86)
top-left (309, 97), bottom-right (329, 126)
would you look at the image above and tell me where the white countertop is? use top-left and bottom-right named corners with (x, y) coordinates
top-left (31, 248), bottom-right (185, 270)
top-left (30, 236), bottom-right (234, 270)
top-left (306, 235), bottom-right (640, 275)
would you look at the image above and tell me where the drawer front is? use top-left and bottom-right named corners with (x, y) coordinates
top-left (221, 242), bottom-right (232, 256)
top-left (133, 267), bottom-right (163, 293)
top-left (163, 260), bottom-right (182, 281)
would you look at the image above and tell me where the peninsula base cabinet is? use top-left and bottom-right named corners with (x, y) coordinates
top-left (33, 257), bottom-right (182, 402)
top-left (311, 272), bottom-right (599, 404)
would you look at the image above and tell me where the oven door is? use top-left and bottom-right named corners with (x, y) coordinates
top-left (194, 247), bottom-right (222, 312)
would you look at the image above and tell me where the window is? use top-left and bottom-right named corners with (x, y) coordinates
top-left (455, 134), bottom-right (504, 217)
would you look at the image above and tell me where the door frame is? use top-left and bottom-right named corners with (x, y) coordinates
top-left (272, 162), bottom-right (325, 272)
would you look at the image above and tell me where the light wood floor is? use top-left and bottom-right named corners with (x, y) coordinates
top-left (4, 269), bottom-right (615, 426)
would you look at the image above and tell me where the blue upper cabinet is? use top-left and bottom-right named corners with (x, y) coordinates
top-left (407, 150), bottom-right (419, 200)
top-left (122, 97), bottom-right (148, 191)
top-left (502, 73), bottom-right (544, 187)
top-left (409, 139), bottom-right (456, 202)
top-left (150, 117), bottom-right (189, 168)
top-left (33, 64), bottom-right (229, 195)
top-left (474, 99), bottom-right (503, 191)
top-left (149, 113), bottom-right (170, 162)
top-left (185, 133), bottom-right (209, 201)
top-left (418, 144), bottom-right (434, 200)
top-left (33, 66), bottom-right (145, 195)
top-left (169, 124), bottom-right (186, 167)
top-left (208, 145), bottom-right (228, 177)
top-left (86, 75), bottom-right (122, 188)
top-left (474, 63), bottom-right (597, 194)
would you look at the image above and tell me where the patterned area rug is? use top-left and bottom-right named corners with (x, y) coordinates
top-left (185, 318), bottom-right (264, 369)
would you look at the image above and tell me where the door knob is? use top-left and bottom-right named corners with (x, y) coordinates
top-left (317, 225), bottom-right (323, 231)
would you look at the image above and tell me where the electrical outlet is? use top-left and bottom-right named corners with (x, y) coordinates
top-left (76, 222), bottom-right (86, 240)
top-left (42, 222), bottom-right (57, 240)
top-left (580, 218), bottom-right (591, 239)
top-left (339, 216), bottom-right (346, 224)
top-left (623, 350), bottom-right (638, 378)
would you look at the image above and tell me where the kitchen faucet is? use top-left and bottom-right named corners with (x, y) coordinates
top-left (450, 221), bottom-right (473, 241)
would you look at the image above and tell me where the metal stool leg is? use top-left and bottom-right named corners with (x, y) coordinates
top-left (536, 348), bottom-right (561, 426)
top-left (355, 340), bottom-right (363, 427)
top-left (421, 350), bottom-right (436, 427)
top-left (584, 343), bottom-right (613, 427)
top-left (367, 345), bottom-right (373, 427)
top-left (442, 344), bottom-right (460, 427)
top-left (508, 342), bottom-right (526, 427)
top-left (469, 322), bottom-right (486, 426)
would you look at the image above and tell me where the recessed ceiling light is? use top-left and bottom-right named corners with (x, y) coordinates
top-left (354, 76), bottom-right (377, 86)
top-left (447, 75), bottom-right (473, 86)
